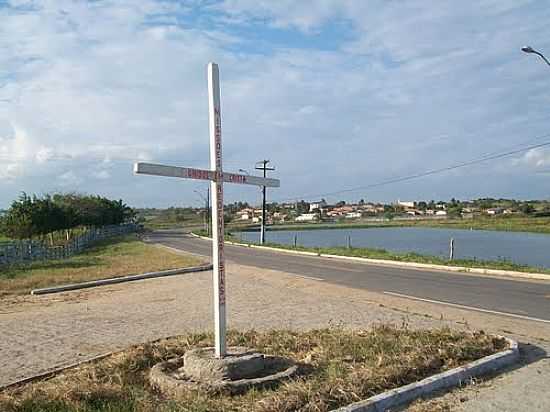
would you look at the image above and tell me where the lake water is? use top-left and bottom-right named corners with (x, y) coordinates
top-left (235, 227), bottom-right (550, 269)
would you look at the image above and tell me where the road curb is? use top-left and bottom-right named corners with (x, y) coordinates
top-left (30, 264), bottom-right (213, 295)
top-left (0, 352), bottom-right (115, 391)
top-left (331, 337), bottom-right (519, 412)
top-left (189, 233), bottom-right (550, 281)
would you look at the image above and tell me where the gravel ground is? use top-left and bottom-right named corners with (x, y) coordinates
top-left (0, 260), bottom-right (548, 411)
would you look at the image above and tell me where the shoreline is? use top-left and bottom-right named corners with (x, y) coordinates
top-left (229, 217), bottom-right (550, 235)
top-left (191, 231), bottom-right (550, 279)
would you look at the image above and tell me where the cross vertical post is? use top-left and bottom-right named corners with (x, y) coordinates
top-left (133, 62), bottom-right (280, 361)
top-left (208, 62), bottom-right (226, 358)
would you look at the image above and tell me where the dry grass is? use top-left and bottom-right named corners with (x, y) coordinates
top-left (0, 234), bottom-right (203, 296)
top-left (0, 326), bottom-right (506, 412)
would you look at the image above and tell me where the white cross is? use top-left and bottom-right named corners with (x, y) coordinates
top-left (134, 62), bottom-right (280, 358)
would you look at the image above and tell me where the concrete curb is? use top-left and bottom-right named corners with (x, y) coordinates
top-left (0, 352), bottom-right (115, 391)
top-left (30, 264), bottom-right (213, 295)
top-left (331, 337), bottom-right (519, 412)
top-left (189, 233), bottom-right (550, 281)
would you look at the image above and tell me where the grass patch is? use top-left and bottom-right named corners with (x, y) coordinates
top-left (0, 326), bottom-right (506, 412)
top-left (193, 230), bottom-right (550, 275)
top-left (0, 234), bottom-right (203, 296)
top-left (259, 243), bottom-right (550, 275)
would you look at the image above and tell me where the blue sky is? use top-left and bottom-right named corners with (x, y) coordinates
top-left (1, 0), bottom-right (549, 208)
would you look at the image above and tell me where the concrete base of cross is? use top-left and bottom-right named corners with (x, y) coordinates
top-left (149, 346), bottom-right (298, 395)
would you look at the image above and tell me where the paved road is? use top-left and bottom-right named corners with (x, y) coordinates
top-left (147, 230), bottom-right (550, 322)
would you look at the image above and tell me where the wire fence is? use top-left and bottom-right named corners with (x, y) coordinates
top-left (0, 224), bottom-right (139, 267)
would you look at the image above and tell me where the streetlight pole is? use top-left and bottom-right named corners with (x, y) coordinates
top-left (255, 160), bottom-right (275, 244)
top-left (521, 46), bottom-right (550, 67)
top-left (194, 187), bottom-right (210, 236)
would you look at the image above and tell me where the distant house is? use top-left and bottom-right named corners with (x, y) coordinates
top-left (236, 207), bottom-right (255, 220)
top-left (295, 213), bottom-right (319, 222)
top-left (435, 210), bottom-right (447, 216)
top-left (345, 212), bottom-right (362, 219)
top-left (486, 208), bottom-right (503, 215)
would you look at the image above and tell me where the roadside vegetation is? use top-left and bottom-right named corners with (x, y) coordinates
top-left (0, 326), bottom-right (505, 412)
top-left (0, 234), bottom-right (202, 296)
top-left (136, 207), bottom-right (204, 230)
top-left (259, 242), bottom-right (550, 274)
top-left (0, 192), bottom-right (135, 245)
top-left (193, 230), bottom-right (550, 275)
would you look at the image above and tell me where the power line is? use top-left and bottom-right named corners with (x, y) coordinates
top-left (274, 136), bottom-right (550, 203)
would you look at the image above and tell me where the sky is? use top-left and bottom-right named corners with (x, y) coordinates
top-left (1, 0), bottom-right (550, 209)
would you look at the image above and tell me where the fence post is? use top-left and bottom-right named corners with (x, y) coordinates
top-left (449, 238), bottom-right (455, 261)
top-left (294, 234), bottom-right (297, 248)
top-left (347, 235), bottom-right (352, 249)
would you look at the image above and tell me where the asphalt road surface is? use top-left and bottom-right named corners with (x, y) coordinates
top-left (148, 230), bottom-right (550, 323)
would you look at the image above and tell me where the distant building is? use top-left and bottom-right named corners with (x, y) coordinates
top-left (397, 200), bottom-right (416, 209)
top-left (309, 200), bottom-right (327, 212)
top-left (345, 212), bottom-right (362, 219)
top-left (435, 210), bottom-right (447, 216)
top-left (236, 207), bottom-right (255, 220)
top-left (295, 213), bottom-right (319, 222)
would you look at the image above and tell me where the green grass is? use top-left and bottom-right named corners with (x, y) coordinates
top-left (240, 216), bottom-right (550, 235)
top-left (0, 234), bottom-right (203, 296)
top-left (193, 230), bottom-right (550, 275)
top-left (261, 243), bottom-right (550, 274)
top-left (0, 326), bottom-right (505, 412)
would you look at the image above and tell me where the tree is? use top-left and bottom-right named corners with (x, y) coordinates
top-left (52, 193), bottom-right (135, 227)
top-left (296, 200), bottom-right (310, 214)
top-left (2, 193), bottom-right (65, 241)
top-left (2, 192), bottom-right (136, 241)
top-left (519, 203), bottom-right (535, 215)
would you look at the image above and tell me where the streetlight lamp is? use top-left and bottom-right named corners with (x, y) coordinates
top-left (238, 168), bottom-right (250, 175)
top-left (521, 46), bottom-right (550, 67)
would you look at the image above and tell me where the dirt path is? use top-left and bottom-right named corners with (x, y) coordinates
top-left (1, 262), bottom-right (548, 411)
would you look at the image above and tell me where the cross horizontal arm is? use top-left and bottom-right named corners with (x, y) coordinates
top-left (134, 162), bottom-right (280, 188)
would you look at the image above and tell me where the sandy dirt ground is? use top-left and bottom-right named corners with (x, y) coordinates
top-left (1, 261), bottom-right (548, 411)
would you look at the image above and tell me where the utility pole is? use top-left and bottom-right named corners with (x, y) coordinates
top-left (255, 160), bottom-right (275, 244)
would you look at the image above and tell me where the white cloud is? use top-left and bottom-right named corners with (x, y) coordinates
top-left (517, 148), bottom-right (550, 169)
top-left (92, 170), bottom-right (111, 180)
top-left (57, 170), bottom-right (82, 186)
